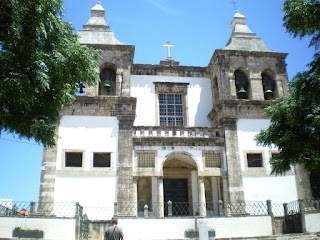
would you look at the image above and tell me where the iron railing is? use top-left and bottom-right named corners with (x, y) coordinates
top-left (0, 201), bottom-right (76, 218)
top-left (1, 199), bottom-right (319, 220)
top-left (303, 199), bottom-right (320, 212)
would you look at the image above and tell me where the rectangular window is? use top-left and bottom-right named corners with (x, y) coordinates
top-left (205, 152), bottom-right (222, 168)
top-left (137, 152), bottom-right (155, 168)
top-left (159, 93), bottom-right (184, 126)
top-left (247, 153), bottom-right (263, 167)
top-left (93, 153), bottom-right (111, 167)
top-left (65, 152), bottom-right (82, 167)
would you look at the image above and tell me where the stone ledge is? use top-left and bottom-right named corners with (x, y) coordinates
top-left (132, 64), bottom-right (208, 77)
top-left (208, 99), bottom-right (274, 126)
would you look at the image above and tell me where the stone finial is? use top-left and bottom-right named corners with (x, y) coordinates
top-left (223, 10), bottom-right (274, 52)
top-left (78, 2), bottom-right (124, 45)
top-left (83, 1), bottom-right (109, 30)
top-left (230, 10), bottom-right (256, 38)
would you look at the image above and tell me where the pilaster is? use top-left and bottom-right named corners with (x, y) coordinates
top-left (221, 118), bottom-right (245, 203)
top-left (295, 165), bottom-right (313, 199)
top-left (38, 146), bottom-right (57, 211)
top-left (116, 114), bottom-right (136, 216)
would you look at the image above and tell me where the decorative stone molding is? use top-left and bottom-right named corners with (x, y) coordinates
top-left (133, 126), bottom-right (225, 147)
top-left (61, 96), bottom-right (136, 118)
top-left (132, 64), bottom-right (208, 78)
top-left (208, 99), bottom-right (273, 127)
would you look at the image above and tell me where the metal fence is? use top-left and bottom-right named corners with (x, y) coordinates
top-left (1, 199), bottom-right (319, 220)
top-left (303, 199), bottom-right (320, 212)
top-left (0, 201), bottom-right (76, 218)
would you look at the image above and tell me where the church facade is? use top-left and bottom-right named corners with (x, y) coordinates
top-left (38, 2), bottom-right (312, 219)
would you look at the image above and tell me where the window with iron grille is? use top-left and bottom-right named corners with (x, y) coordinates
top-left (93, 153), bottom-right (111, 167)
top-left (137, 152), bottom-right (155, 168)
top-left (65, 152), bottom-right (83, 167)
top-left (159, 93), bottom-right (184, 126)
top-left (247, 153), bottom-right (263, 167)
top-left (205, 152), bottom-right (222, 168)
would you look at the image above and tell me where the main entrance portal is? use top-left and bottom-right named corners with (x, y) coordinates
top-left (164, 179), bottom-right (189, 216)
top-left (162, 153), bottom-right (198, 216)
top-left (164, 179), bottom-right (188, 203)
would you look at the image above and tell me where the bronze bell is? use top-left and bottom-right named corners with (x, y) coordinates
top-left (264, 87), bottom-right (273, 99)
top-left (103, 80), bottom-right (111, 89)
top-left (238, 86), bottom-right (247, 94)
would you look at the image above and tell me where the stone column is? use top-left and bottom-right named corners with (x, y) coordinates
top-left (116, 115), bottom-right (136, 217)
top-left (198, 176), bottom-right (207, 217)
top-left (295, 165), bottom-right (313, 199)
top-left (151, 177), bottom-right (158, 215)
top-left (157, 177), bottom-right (164, 218)
top-left (222, 176), bottom-right (230, 203)
top-left (250, 78), bottom-right (264, 100)
top-left (221, 118), bottom-right (245, 203)
top-left (211, 177), bottom-right (219, 216)
top-left (191, 170), bottom-right (199, 215)
top-left (38, 146), bottom-right (57, 212)
top-left (116, 71), bottom-right (123, 96)
top-left (121, 69), bottom-right (131, 97)
top-left (132, 176), bottom-right (138, 217)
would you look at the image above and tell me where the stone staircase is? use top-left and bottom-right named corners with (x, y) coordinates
top-left (214, 233), bottom-right (320, 240)
top-left (1, 233), bottom-right (320, 240)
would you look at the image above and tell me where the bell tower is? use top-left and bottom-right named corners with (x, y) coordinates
top-left (78, 1), bottom-right (135, 97)
top-left (207, 10), bottom-right (289, 204)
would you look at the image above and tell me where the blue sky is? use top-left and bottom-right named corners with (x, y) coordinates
top-left (0, 0), bottom-right (315, 202)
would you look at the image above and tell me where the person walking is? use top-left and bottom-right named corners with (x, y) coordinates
top-left (104, 218), bottom-right (124, 240)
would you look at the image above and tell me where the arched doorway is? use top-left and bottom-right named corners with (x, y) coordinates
top-left (162, 152), bottom-right (198, 216)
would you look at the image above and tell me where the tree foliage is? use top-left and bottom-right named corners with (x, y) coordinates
top-left (255, 0), bottom-right (320, 175)
top-left (0, 0), bottom-right (100, 146)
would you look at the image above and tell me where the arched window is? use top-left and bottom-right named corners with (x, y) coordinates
top-left (262, 72), bottom-right (276, 100)
top-left (234, 70), bottom-right (249, 99)
top-left (99, 68), bottom-right (116, 96)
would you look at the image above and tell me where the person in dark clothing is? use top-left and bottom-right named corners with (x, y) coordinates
top-left (104, 218), bottom-right (124, 240)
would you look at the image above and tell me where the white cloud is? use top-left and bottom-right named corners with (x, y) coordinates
top-left (144, 0), bottom-right (178, 15)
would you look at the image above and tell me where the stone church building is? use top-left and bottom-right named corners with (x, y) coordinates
top-left (38, 2), bottom-right (312, 219)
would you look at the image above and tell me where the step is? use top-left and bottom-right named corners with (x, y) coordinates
top-left (214, 233), bottom-right (320, 240)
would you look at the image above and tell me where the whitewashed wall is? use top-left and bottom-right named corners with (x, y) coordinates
top-left (54, 116), bottom-right (118, 219)
top-left (119, 218), bottom-right (195, 240)
top-left (131, 75), bottom-right (213, 127)
top-left (305, 212), bottom-right (320, 233)
top-left (242, 175), bottom-right (298, 203)
top-left (0, 217), bottom-right (76, 240)
top-left (54, 176), bottom-right (116, 220)
top-left (237, 119), bottom-right (275, 172)
top-left (237, 119), bottom-right (298, 203)
top-left (57, 116), bottom-right (119, 170)
top-left (204, 216), bottom-right (272, 238)
top-left (118, 216), bottom-right (272, 239)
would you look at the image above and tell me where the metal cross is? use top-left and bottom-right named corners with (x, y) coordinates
top-left (163, 40), bottom-right (174, 59)
top-left (230, 0), bottom-right (238, 10)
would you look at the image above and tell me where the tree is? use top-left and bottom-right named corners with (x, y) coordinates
top-left (0, 0), bottom-right (100, 146)
top-left (255, 0), bottom-right (320, 176)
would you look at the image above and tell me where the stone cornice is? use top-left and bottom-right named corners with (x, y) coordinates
top-left (61, 96), bottom-right (136, 118)
top-left (83, 44), bottom-right (135, 63)
top-left (208, 49), bottom-right (288, 71)
top-left (208, 99), bottom-right (273, 126)
top-left (132, 64), bottom-right (208, 77)
top-left (133, 136), bottom-right (224, 147)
